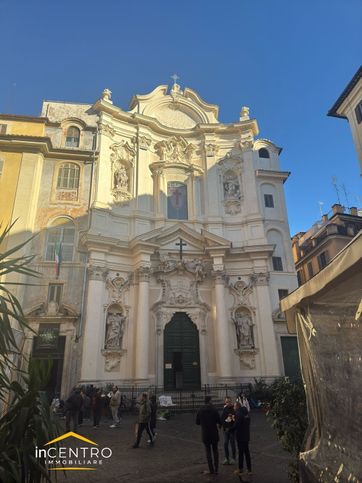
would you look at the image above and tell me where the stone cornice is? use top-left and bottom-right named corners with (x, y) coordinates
top-left (93, 99), bottom-right (259, 137)
top-left (229, 244), bottom-right (275, 258)
top-left (0, 135), bottom-right (97, 161)
top-left (255, 169), bottom-right (290, 183)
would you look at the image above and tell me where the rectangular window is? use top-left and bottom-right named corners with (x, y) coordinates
top-left (264, 194), bottom-right (274, 208)
top-left (278, 289), bottom-right (289, 300)
top-left (48, 284), bottom-right (62, 305)
top-left (0, 159), bottom-right (4, 177)
top-left (0, 124), bottom-right (7, 134)
top-left (355, 102), bottom-right (362, 124)
top-left (317, 251), bottom-right (329, 270)
top-left (272, 256), bottom-right (283, 271)
top-left (297, 270), bottom-right (303, 286)
top-left (307, 262), bottom-right (314, 278)
top-left (167, 182), bottom-right (188, 220)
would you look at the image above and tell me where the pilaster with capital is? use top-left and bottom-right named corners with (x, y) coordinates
top-left (212, 269), bottom-right (233, 379)
top-left (254, 281), bottom-right (280, 376)
top-left (80, 265), bottom-right (108, 381)
top-left (135, 266), bottom-right (151, 380)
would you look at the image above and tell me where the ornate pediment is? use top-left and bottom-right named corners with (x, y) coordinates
top-left (154, 136), bottom-right (196, 163)
top-left (110, 140), bottom-right (135, 166)
top-left (128, 84), bottom-right (219, 129)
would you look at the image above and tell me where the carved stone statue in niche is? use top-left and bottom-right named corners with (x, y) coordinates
top-left (114, 164), bottom-right (128, 191)
top-left (233, 310), bottom-right (254, 348)
top-left (223, 171), bottom-right (240, 201)
top-left (105, 312), bottom-right (126, 349)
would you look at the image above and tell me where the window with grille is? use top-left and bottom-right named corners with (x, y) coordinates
top-left (355, 101), bottom-right (362, 124)
top-left (317, 251), bottom-right (329, 270)
top-left (45, 219), bottom-right (75, 262)
top-left (259, 148), bottom-right (270, 158)
top-left (307, 262), bottom-right (314, 278)
top-left (272, 256), bottom-right (283, 271)
top-left (65, 126), bottom-right (80, 147)
top-left (264, 194), bottom-right (274, 208)
top-left (56, 163), bottom-right (80, 189)
top-left (278, 289), bottom-right (289, 300)
top-left (48, 284), bottom-right (63, 304)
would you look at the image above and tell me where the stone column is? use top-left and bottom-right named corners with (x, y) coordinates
top-left (135, 266), bottom-right (150, 381)
top-left (80, 266), bottom-right (108, 382)
top-left (213, 272), bottom-right (233, 380)
top-left (254, 276), bottom-right (280, 376)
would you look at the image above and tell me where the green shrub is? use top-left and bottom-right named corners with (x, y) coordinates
top-left (267, 377), bottom-right (308, 482)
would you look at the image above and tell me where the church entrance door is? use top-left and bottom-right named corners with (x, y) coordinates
top-left (164, 312), bottom-right (201, 390)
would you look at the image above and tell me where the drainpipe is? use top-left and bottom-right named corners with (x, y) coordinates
top-left (77, 128), bottom-right (98, 340)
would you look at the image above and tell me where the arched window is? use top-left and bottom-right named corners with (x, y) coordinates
top-left (258, 148), bottom-right (270, 158)
top-left (56, 163), bottom-right (80, 189)
top-left (45, 217), bottom-right (75, 262)
top-left (65, 126), bottom-right (80, 147)
top-left (167, 181), bottom-right (188, 219)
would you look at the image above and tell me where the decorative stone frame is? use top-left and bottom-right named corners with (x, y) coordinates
top-left (152, 304), bottom-right (210, 387)
top-left (101, 302), bottom-right (128, 373)
top-left (61, 118), bottom-right (86, 150)
top-left (231, 305), bottom-right (258, 370)
top-left (217, 155), bottom-right (243, 215)
top-left (109, 140), bottom-right (135, 204)
top-left (51, 160), bottom-right (83, 204)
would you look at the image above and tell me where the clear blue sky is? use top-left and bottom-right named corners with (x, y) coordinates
top-left (1, 0), bottom-right (361, 234)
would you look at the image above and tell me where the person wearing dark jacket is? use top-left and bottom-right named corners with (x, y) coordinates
top-left (229, 401), bottom-right (251, 477)
top-left (221, 397), bottom-right (236, 465)
top-left (65, 387), bottom-right (83, 432)
top-left (92, 389), bottom-right (103, 428)
top-left (149, 395), bottom-right (157, 440)
top-left (132, 393), bottom-right (154, 448)
top-left (196, 396), bottom-right (221, 475)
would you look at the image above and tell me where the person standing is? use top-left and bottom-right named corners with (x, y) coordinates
top-left (109, 386), bottom-right (122, 428)
top-left (65, 387), bottom-right (83, 432)
top-left (92, 389), bottom-right (103, 428)
top-left (230, 401), bottom-right (252, 478)
top-left (132, 393), bottom-right (154, 448)
top-left (196, 395), bottom-right (221, 476)
top-left (149, 394), bottom-right (157, 441)
top-left (221, 397), bottom-right (236, 465)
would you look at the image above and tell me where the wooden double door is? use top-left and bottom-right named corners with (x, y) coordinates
top-left (164, 312), bottom-right (201, 390)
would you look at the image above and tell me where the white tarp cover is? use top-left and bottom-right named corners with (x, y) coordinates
top-left (281, 232), bottom-right (362, 483)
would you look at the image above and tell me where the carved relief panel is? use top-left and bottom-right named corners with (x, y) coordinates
top-left (110, 141), bottom-right (135, 203)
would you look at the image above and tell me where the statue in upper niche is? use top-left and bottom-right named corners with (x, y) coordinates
top-left (114, 164), bottom-right (128, 191)
top-left (105, 312), bottom-right (126, 349)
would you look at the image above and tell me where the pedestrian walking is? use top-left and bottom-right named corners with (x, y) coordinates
top-left (109, 386), bottom-right (122, 428)
top-left (92, 388), bottom-right (103, 428)
top-left (230, 401), bottom-right (252, 478)
top-left (65, 387), bottom-right (83, 432)
top-left (196, 395), bottom-right (221, 476)
top-left (149, 394), bottom-right (157, 441)
top-left (132, 393), bottom-right (154, 448)
top-left (221, 397), bottom-right (236, 465)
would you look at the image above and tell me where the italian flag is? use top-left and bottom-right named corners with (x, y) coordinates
top-left (54, 240), bottom-right (62, 279)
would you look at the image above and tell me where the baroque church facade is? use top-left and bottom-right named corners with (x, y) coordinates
top-left (1, 81), bottom-right (298, 395)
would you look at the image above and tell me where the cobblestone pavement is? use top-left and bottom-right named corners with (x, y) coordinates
top-left (55, 411), bottom-right (291, 483)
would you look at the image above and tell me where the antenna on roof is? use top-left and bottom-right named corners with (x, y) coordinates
top-left (332, 176), bottom-right (341, 205)
top-left (341, 184), bottom-right (350, 208)
top-left (318, 201), bottom-right (324, 218)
